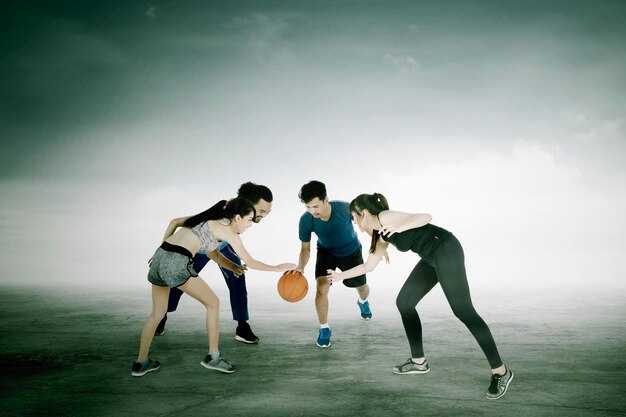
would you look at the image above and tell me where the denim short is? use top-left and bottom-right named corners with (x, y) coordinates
top-left (147, 242), bottom-right (198, 288)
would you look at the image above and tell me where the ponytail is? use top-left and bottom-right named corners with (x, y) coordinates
top-left (183, 197), bottom-right (256, 228)
top-left (349, 193), bottom-right (390, 254)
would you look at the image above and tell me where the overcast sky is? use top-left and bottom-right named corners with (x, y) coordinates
top-left (1, 1), bottom-right (625, 296)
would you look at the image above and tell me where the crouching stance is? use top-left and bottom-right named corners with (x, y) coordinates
top-left (328, 193), bottom-right (513, 399)
top-left (132, 197), bottom-right (296, 377)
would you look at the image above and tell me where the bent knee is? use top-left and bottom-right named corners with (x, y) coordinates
top-left (395, 293), bottom-right (417, 313)
top-left (202, 294), bottom-right (220, 310)
top-left (316, 278), bottom-right (330, 293)
top-left (450, 305), bottom-right (479, 322)
top-left (151, 309), bottom-right (167, 320)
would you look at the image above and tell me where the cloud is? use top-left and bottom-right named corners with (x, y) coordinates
top-left (144, 6), bottom-right (157, 19)
top-left (166, 11), bottom-right (295, 56)
top-left (229, 12), bottom-right (293, 46)
top-left (559, 110), bottom-right (624, 144)
top-left (1, 19), bottom-right (127, 104)
top-left (383, 53), bottom-right (420, 71)
top-left (379, 140), bottom-right (586, 220)
top-left (374, 139), bottom-right (626, 288)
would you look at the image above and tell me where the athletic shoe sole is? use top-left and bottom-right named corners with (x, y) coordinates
top-left (235, 335), bottom-right (259, 344)
top-left (131, 364), bottom-right (160, 377)
top-left (392, 367), bottom-right (430, 375)
top-left (315, 341), bottom-right (331, 348)
top-left (361, 316), bottom-right (372, 321)
top-left (200, 361), bottom-right (235, 374)
top-left (485, 371), bottom-right (514, 400)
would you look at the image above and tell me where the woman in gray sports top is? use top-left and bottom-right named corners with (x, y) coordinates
top-left (133, 197), bottom-right (296, 378)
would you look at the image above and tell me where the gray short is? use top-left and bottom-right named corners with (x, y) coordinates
top-left (147, 242), bottom-right (198, 288)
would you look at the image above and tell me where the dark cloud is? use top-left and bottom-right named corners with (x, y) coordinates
top-left (1, 0), bottom-right (624, 180)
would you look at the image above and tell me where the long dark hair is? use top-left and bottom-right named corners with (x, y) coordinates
top-left (349, 193), bottom-right (390, 254)
top-left (183, 197), bottom-right (256, 228)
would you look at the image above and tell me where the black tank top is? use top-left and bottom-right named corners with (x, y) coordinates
top-left (381, 223), bottom-right (452, 259)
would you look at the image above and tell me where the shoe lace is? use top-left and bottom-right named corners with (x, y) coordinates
top-left (402, 358), bottom-right (414, 370)
top-left (488, 374), bottom-right (502, 391)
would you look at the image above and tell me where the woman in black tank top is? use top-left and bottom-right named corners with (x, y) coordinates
top-left (326, 193), bottom-right (514, 400)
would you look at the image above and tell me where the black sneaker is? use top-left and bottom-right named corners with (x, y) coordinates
top-left (485, 368), bottom-right (514, 400)
top-left (235, 322), bottom-right (259, 344)
top-left (131, 358), bottom-right (160, 377)
top-left (155, 314), bottom-right (167, 336)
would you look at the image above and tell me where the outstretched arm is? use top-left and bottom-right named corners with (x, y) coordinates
top-left (378, 211), bottom-right (432, 237)
top-left (327, 240), bottom-right (390, 282)
top-left (227, 235), bottom-right (296, 272)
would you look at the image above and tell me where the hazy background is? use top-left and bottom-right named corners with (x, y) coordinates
top-left (1, 0), bottom-right (625, 301)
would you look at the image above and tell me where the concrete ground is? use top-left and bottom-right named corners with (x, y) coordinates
top-left (1, 284), bottom-right (625, 417)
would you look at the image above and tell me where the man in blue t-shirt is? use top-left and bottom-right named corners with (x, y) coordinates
top-left (293, 180), bottom-right (373, 348)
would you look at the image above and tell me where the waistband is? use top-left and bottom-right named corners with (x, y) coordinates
top-left (160, 241), bottom-right (193, 258)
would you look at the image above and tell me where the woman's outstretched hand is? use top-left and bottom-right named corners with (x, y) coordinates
top-left (326, 269), bottom-right (343, 282)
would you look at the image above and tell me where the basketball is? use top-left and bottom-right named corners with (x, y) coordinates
top-left (277, 271), bottom-right (308, 302)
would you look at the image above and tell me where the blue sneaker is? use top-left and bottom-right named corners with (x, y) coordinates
top-left (358, 300), bottom-right (372, 320)
top-left (316, 327), bottom-right (332, 348)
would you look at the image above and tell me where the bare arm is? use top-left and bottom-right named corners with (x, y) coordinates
top-left (149, 215), bottom-right (192, 265)
top-left (327, 240), bottom-right (390, 282)
top-left (226, 235), bottom-right (296, 272)
top-left (162, 216), bottom-right (192, 241)
top-left (291, 241), bottom-right (311, 274)
top-left (378, 210), bottom-right (432, 237)
top-left (205, 249), bottom-right (247, 277)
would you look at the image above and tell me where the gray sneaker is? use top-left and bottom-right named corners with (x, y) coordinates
top-left (200, 354), bottom-right (235, 374)
top-left (131, 358), bottom-right (160, 377)
top-left (392, 358), bottom-right (430, 375)
top-left (485, 368), bottom-right (514, 400)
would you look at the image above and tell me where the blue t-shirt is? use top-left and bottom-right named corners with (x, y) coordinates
top-left (197, 242), bottom-right (229, 256)
top-left (299, 200), bottom-right (361, 257)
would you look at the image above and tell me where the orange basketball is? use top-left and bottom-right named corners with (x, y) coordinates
top-left (277, 271), bottom-right (308, 302)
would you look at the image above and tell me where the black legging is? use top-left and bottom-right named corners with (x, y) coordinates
top-left (395, 235), bottom-right (503, 369)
